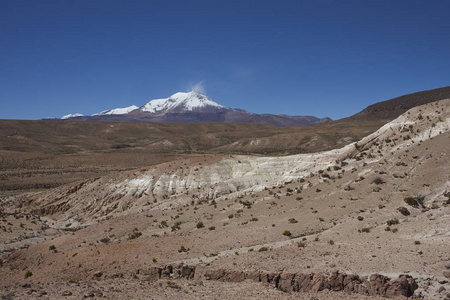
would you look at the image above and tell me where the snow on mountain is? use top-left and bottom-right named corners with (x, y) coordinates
top-left (61, 113), bottom-right (84, 119)
top-left (93, 105), bottom-right (139, 116)
top-left (140, 92), bottom-right (227, 113)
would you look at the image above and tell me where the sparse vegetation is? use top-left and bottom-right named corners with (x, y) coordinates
top-left (371, 177), bottom-right (385, 185)
top-left (282, 230), bottom-right (292, 237)
top-left (387, 219), bottom-right (399, 226)
top-left (404, 195), bottom-right (425, 208)
top-left (128, 229), bottom-right (142, 240)
top-left (196, 221), bottom-right (204, 229)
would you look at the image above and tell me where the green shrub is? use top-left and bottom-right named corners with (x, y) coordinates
top-left (282, 230), bottom-right (291, 237)
top-left (196, 221), bottom-right (204, 229)
top-left (387, 219), bottom-right (399, 226)
top-left (24, 271), bottom-right (33, 279)
top-left (258, 247), bottom-right (268, 252)
top-left (404, 195), bottom-right (424, 208)
top-left (128, 231), bottom-right (142, 239)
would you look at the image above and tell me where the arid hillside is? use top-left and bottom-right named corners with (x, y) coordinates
top-left (1, 99), bottom-right (448, 299)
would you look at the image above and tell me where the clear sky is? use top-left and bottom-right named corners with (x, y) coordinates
top-left (1, 0), bottom-right (450, 120)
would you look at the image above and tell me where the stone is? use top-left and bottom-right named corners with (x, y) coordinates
top-left (142, 267), bottom-right (161, 281)
top-left (368, 273), bottom-right (389, 296)
top-left (278, 273), bottom-right (295, 292)
top-left (310, 273), bottom-right (325, 293)
top-left (193, 265), bottom-right (206, 280)
top-left (61, 290), bottom-right (72, 296)
top-left (245, 270), bottom-right (260, 282)
top-left (93, 271), bottom-right (103, 278)
top-left (180, 265), bottom-right (195, 279)
top-left (443, 271), bottom-right (450, 279)
top-left (227, 270), bottom-right (245, 283)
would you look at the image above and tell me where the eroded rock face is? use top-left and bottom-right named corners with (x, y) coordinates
top-left (140, 264), bottom-right (418, 298)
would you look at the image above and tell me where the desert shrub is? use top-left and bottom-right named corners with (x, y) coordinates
top-left (372, 177), bottom-right (385, 185)
top-left (249, 217), bottom-right (258, 222)
top-left (386, 219), bottom-right (399, 226)
top-left (128, 231), bottom-right (142, 239)
top-left (297, 241), bottom-right (306, 248)
top-left (208, 226), bottom-right (215, 230)
top-left (49, 245), bottom-right (56, 251)
top-left (196, 221), bottom-right (204, 229)
top-left (404, 195), bottom-right (424, 208)
top-left (100, 237), bottom-right (110, 244)
top-left (258, 247), bottom-right (268, 252)
top-left (344, 185), bottom-right (354, 191)
top-left (282, 230), bottom-right (291, 237)
top-left (24, 271), bottom-right (33, 279)
top-left (178, 245), bottom-right (188, 253)
top-left (228, 214), bottom-right (234, 219)
top-left (397, 207), bottom-right (410, 216)
top-left (414, 241), bottom-right (421, 245)
top-left (359, 228), bottom-right (370, 233)
top-left (288, 218), bottom-right (298, 223)
top-left (328, 240), bottom-right (334, 245)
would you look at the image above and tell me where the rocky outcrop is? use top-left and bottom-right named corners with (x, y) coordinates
top-left (134, 264), bottom-right (418, 298)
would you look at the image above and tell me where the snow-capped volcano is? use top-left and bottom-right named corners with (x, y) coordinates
top-left (93, 105), bottom-right (139, 116)
top-left (61, 113), bottom-right (84, 119)
top-left (140, 92), bottom-right (227, 114)
top-left (57, 91), bottom-right (331, 126)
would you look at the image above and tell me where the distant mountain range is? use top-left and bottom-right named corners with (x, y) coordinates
top-left (56, 92), bottom-right (331, 127)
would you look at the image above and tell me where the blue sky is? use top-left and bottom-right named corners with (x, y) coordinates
top-left (1, 0), bottom-right (450, 120)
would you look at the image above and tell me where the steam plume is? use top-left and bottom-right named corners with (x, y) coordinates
top-left (190, 81), bottom-right (206, 94)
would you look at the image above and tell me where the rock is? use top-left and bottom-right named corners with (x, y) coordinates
top-left (385, 274), bottom-right (417, 297)
top-left (37, 291), bottom-right (47, 297)
top-left (227, 270), bottom-right (245, 283)
top-left (93, 271), bottom-right (103, 278)
top-left (180, 265), bottom-right (195, 279)
top-left (204, 268), bottom-right (225, 281)
top-left (83, 293), bottom-right (94, 298)
top-left (245, 270), bottom-right (260, 282)
top-left (310, 273), bottom-right (325, 293)
top-left (193, 265), bottom-right (206, 280)
top-left (368, 273), bottom-right (389, 296)
top-left (141, 267), bottom-right (161, 281)
top-left (357, 216), bottom-right (364, 221)
top-left (444, 271), bottom-right (450, 279)
top-left (438, 286), bottom-right (446, 293)
top-left (61, 290), bottom-right (72, 296)
top-left (278, 273), bottom-right (295, 292)
top-left (161, 265), bottom-right (173, 279)
top-left (328, 271), bottom-right (345, 291)
top-left (397, 207), bottom-right (410, 216)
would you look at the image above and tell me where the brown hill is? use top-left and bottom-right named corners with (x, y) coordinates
top-left (351, 86), bottom-right (450, 120)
